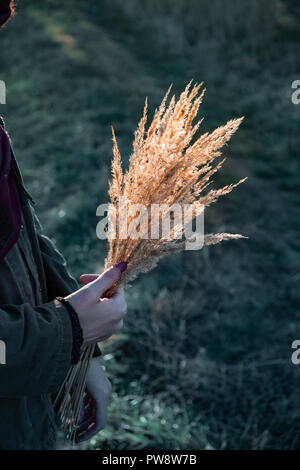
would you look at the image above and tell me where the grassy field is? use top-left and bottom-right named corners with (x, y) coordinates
top-left (1, 0), bottom-right (300, 449)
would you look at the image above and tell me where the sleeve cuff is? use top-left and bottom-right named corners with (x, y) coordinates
top-left (47, 300), bottom-right (73, 392)
top-left (54, 297), bottom-right (84, 365)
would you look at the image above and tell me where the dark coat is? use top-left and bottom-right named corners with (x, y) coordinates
top-left (0, 119), bottom-right (78, 449)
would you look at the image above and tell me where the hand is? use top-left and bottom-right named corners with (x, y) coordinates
top-left (75, 357), bottom-right (112, 444)
top-left (65, 263), bottom-right (127, 346)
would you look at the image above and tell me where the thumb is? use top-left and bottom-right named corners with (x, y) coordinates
top-left (87, 262), bottom-right (127, 300)
top-left (80, 274), bottom-right (99, 285)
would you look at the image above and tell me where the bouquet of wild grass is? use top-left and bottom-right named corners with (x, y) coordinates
top-left (55, 82), bottom-right (246, 441)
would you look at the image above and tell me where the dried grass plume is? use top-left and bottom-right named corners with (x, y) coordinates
top-left (105, 82), bottom-right (247, 289)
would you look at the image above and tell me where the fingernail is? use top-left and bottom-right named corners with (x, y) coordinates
top-left (114, 261), bottom-right (127, 273)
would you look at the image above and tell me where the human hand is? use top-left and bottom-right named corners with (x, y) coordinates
top-left (65, 263), bottom-right (127, 346)
top-left (75, 357), bottom-right (111, 444)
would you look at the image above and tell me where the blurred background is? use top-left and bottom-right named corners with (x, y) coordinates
top-left (1, 0), bottom-right (300, 450)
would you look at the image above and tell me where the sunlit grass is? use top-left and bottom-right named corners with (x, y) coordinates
top-left (1, 0), bottom-right (299, 450)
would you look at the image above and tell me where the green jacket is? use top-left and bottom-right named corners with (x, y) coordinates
top-left (0, 122), bottom-right (79, 449)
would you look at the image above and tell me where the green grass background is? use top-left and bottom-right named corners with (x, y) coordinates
top-left (1, 0), bottom-right (300, 450)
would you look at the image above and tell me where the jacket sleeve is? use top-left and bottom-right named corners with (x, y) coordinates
top-left (32, 207), bottom-right (101, 358)
top-left (0, 299), bottom-right (73, 397)
top-left (32, 209), bottom-right (79, 300)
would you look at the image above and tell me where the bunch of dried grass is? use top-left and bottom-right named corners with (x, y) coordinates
top-left (105, 81), bottom-right (246, 288)
top-left (56, 82), bottom-right (246, 441)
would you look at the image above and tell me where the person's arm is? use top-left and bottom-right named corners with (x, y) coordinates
top-left (0, 265), bottom-right (127, 399)
top-left (0, 300), bottom-right (73, 398)
top-left (32, 207), bottom-right (79, 299)
top-left (31, 207), bottom-right (102, 357)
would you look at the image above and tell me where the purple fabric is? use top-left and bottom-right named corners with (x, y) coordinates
top-left (0, 123), bottom-right (21, 260)
top-left (0, 1), bottom-right (15, 29)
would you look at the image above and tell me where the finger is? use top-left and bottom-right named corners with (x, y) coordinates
top-left (112, 286), bottom-right (125, 297)
top-left (78, 390), bottom-right (94, 420)
top-left (87, 263), bottom-right (127, 301)
top-left (75, 422), bottom-right (100, 444)
top-left (103, 286), bottom-right (125, 303)
top-left (83, 392), bottom-right (90, 405)
top-left (79, 401), bottom-right (93, 422)
top-left (99, 295), bottom-right (127, 320)
top-left (77, 402), bottom-right (94, 425)
top-left (77, 403), bottom-right (107, 442)
top-left (80, 274), bottom-right (99, 285)
top-left (101, 284), bottom-right (125, 302)
top-left (76, 391), bottom-right (110, 444)
top-left (108, 288), bottom-right (127, 316)
top-left (75, 393), bottom-right (102, 444)
top-left (76, 415), bottom-right (95, 435)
